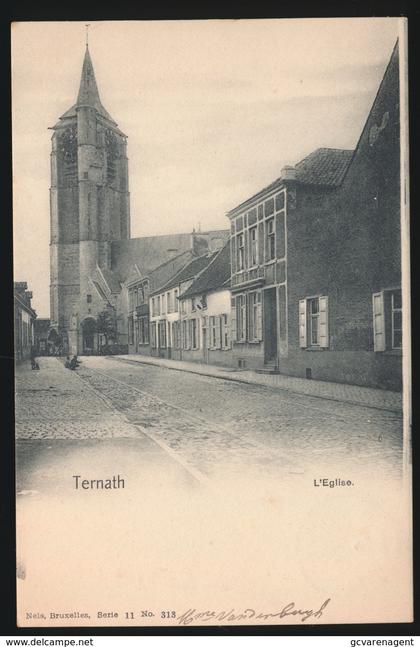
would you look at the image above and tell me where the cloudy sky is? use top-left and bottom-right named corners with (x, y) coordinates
top-left (12, 18), bottom-right (401, 316)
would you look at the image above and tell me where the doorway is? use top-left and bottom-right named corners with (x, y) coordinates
top-left (81, 317), bottom-right (97, 354)
top-left (264, 288), bottom-right (278, 363)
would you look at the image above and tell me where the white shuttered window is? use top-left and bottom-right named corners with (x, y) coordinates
top-left (299, 296), bottom-right (329, 349)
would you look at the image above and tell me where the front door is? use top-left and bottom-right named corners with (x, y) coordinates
top-left (264, 288), bottom-right (278, 363)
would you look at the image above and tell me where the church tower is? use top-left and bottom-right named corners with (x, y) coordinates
top-left (49, 44), bottom-right (130, 353)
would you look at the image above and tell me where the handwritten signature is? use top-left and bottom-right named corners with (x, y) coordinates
top-left (177, 598), bottom-right (331, 625)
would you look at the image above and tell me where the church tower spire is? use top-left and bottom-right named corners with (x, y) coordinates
top-left (77, 46), bottom-right (101, 108)
top-left (75, 45), bottom-right (118, 124)
top-left (49, 40), bottom-right (130, 354)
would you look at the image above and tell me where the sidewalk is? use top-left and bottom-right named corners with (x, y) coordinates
top-left (110, 354), bottom-right (402, 413)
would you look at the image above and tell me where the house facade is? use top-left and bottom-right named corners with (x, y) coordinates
top-left (282, 43), bottom-right (402, 391)
top-left (179, 242), bottom-right (232, 367)
top-left (226, 43), bottom-right (402, 391)
top-left (126, 250), bottom-right (193, 356)
top-left (14, 282), bottom-right (37, 361)
top-left (149, 252), bottom-right (220, 360)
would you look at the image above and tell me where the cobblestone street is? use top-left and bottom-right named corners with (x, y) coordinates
top-left (16, 356), bottom-right (404, 486)
top-left (15, 356), bottom-right (409, 627)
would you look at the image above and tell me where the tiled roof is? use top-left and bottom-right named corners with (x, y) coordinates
top-left (227, 148), bottom-right (353, 217)
top-left (152, 252), bottom-right (218, 295)
top-left (180, 241), bottom-right (231, 299)
top-left (147, 251), bottom-right (194, 293)
top-left (295, 148), bottom-right (353, 186)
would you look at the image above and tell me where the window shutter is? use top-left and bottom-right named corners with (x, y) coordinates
top-left (256, 293), bottom-right (263, 341)
top-left (187, 320), bottom-right (192, 350)
top-left (215, 316), bottom-right (222, 349)
top-left (372, 292), bottom-right (385, 351)
top-left (226, 315), bottom-right (231, 349)
top-left (319, 296), bottom-right (329, 348)
top-left (231, 298), bottom-right (237, 343)
top-left (299, 299), bottom-right (307, 348)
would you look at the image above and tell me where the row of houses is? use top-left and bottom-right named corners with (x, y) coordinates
top-left (122, 43), bottom-right (402, 392)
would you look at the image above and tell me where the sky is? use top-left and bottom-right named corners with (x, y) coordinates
top-left (12, 18), bottom-right (402, 317)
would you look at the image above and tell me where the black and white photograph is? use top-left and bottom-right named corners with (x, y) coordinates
top-left (12, 18), bottom-right (412, 627)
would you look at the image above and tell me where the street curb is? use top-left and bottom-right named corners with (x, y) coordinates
top-left (106, 355), bottom-right (402, 415)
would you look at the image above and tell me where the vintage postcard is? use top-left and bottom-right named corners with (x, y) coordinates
top-left (12, 18), bottom-right (412, 627)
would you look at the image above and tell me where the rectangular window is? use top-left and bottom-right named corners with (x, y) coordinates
top-left (161, 294), bottom-right (166, 315)
top-left (167, 291), bottom-right (171, 313)
top-left (128, 316), bottom-right (134, 344)
top-left (275, 191), bottom-right (285, 212)
top-left (158, 321), bottom-right (166, 348)
top-left (308, 297), bottom-right (320, 346)
top-left (237, 233), bottom-right (245, 270)
top-left (174, 289), bottom-right (179, 312)
top-left (192, 297), bottom-right (196, 312)
top-left (264, 197), bottom-right (274, 217)
top-left (182, 320), bottom-right (190, 350)
top-left (372, 289), bottom-right (402, 351)
top-left (248, 291), bottom-right (262, 341)
top-left (152, 296), bottom-right (160, 316)
top-left (266, 218), bottom-right (275, 261)
top-left (201, 294), bottom-right (207, 310)
top-left (87, 294), bottom-right (92, 304)
top-left (151, 322), bottom-right (157, 348)
top-left (138, 316), bottom-right (149, 345)
top-left (173, 321), bottom-right (181, 349)
top-left (235, 295), bottom-right (247, 342)
top-left (249, 227), bottom-right (258, 266)
top-left (299, 296), bottom-right (329, 349)
top-left (190, 318), bottom-right (200, 350)
top-left (209, 316), bottom-right (219, 349)
top-left (222, 313), bottom-right (230, 349)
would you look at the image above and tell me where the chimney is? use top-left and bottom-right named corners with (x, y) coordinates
top-left (281, 165), bottom-right (297, 181)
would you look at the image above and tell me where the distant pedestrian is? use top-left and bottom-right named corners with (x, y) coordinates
top-left (64, 356), bottom-right (73, 369)
top-left (69, 355), bottom-right (80, 370)
top-left (31, 357), bottom-right (40, 370)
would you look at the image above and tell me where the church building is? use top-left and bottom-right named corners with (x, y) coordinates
top-left (49, 45), bottom-right (226, 355)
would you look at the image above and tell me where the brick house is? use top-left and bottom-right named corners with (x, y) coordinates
top-left (227, 42), bottom-right (402, 390)
top-left (178, 241), bottom-right (232, 367)
top-left (14, 282), bottom-right (37, 361)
